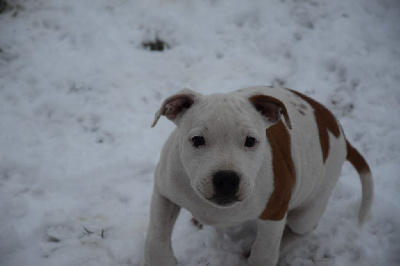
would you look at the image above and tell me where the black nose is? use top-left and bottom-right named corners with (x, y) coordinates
top-left (212, 171), bottom-right (240, 199)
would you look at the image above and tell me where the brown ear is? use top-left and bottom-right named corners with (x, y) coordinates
top-left (249, 95), bottom-right (292, 129)
top-left (151, 89), bottom-right (201, 127)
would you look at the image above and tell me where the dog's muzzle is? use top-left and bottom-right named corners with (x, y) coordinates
top-left (209, 170), bottom-right (241, 206)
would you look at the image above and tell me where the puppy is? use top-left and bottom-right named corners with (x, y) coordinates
top-left (143, 86), bottom-right (373, 266)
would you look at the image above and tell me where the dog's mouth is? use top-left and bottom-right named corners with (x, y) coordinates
top-left (208, 195), bottom-right (240, 207)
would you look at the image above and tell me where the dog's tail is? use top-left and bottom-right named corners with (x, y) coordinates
top-left (346, 140), bottom-right (374, 226)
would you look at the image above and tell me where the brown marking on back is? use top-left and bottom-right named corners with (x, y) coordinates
top-left (259, 120), bottom-right (296, 221)
top-left (290, 90), bottom-right (341, 163)
top-left (346, 140), bottom-right (371, 174)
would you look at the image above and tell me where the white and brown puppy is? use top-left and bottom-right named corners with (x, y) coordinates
top-left (143, 86), bottom-right (373, 266)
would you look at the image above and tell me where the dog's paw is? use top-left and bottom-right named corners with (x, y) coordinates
top-left (191, 218), bottom-right (203, 229)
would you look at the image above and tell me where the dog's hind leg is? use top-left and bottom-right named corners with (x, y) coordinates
top-left (278, 225), bottom-right (304, 257)
top-left (283, 180), bottom-right (338, 255)
top-left (286, 151), bottom-right (345, 236)
top-left (286, 191), bottom-right (332, 236)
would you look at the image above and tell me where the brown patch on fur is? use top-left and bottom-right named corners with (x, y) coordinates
top-left (298, 109), bottom-right (305, 115)
top-left (346, 140), bottom-right (371, 174)
top-left (259, 120), bottom-right (295, 221)
top-left (290, 90), bottom-right (341, 163)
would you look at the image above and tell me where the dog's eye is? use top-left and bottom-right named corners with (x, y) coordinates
top-left (192, 136), bottom-right (205, 148)
top-left (245, 136), bottom-right (256, 148)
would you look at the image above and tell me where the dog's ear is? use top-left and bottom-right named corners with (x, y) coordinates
top-left (152, 89), bottom-right (201, 127)
top-left (249, 95), bottom-right (292, 129)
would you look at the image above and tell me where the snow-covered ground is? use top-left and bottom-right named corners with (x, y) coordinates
top-left (1, 0), bottom-right (399, 265)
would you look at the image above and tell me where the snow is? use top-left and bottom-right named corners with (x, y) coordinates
top-left (0, 0), bottom-right (399, 265)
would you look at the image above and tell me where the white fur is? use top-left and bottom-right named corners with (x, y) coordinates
top-left (142, 86), bottom-right (373, 266)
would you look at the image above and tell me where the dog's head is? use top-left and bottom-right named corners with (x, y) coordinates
top-left (152, 89), bottom-right (291, 208)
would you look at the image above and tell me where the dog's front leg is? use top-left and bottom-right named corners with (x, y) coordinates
top-left (143, 187), bottom-right (180, 266)
top-left (247, 218), bottom-right (286, 266)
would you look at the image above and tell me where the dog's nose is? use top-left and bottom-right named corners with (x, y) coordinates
top-left (212, 171), bottom-right (240, 199)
